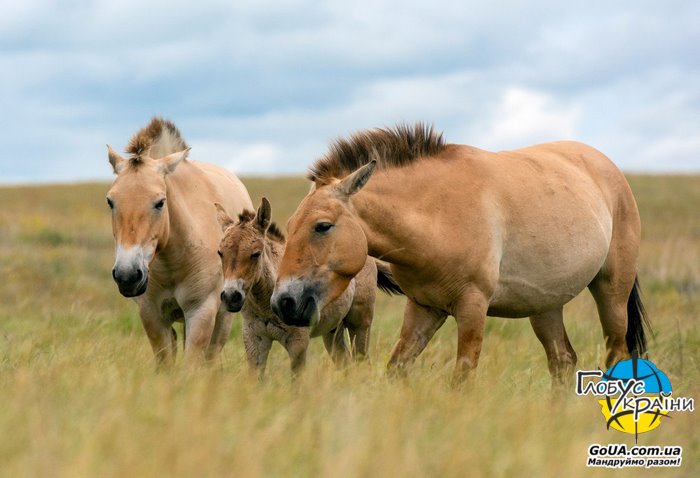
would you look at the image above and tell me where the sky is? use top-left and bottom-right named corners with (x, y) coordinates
top-left (1, 0), bottom-right (698, 183)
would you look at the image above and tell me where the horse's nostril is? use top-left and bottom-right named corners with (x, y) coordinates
top-left (135, 268), bottom-right (143, 281)
top-left (231, 290), bottom-right (242, 303)
top-left (112, 268), bottom-right (118, 281)
top-left (281, 296), bottom-right (296, 314)
top-left (220, 290), bottom-right (226, 301)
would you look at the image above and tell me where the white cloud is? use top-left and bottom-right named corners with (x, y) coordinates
top-left (0, 1), bottom-right (698, 183)
top-left (193, 140), bottom-right (289, 175)
top-left (475, 87), bottom-right (581, 150)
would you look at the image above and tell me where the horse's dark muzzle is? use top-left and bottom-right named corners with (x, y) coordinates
top-left (272, 292), bottom-right (317, 327)
top-left (113, 266), bottom-right (148, 297)
top-left (221, 289), bottom-right (244, 313)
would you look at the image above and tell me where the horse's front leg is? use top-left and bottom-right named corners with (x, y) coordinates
top-left (452, 287), bottom-right (489, 385)
top-left (387, 298), bottom-right (448, 377)
top-left (139, 298), bottom-right (177, 370)
top-left (206, 305), bottom-right (234, 366)
top-left (182, 295), bottom-right (219, 366)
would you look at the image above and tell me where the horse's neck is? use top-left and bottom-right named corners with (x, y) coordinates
top-left (351, 174), bottom-right (423, 267)
top-left (165, 161), bottom-right (214, 243)
top-left (158, 161), bottom-right (211, 264)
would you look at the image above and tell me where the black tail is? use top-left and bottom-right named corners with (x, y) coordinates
top-left (626, 276), bottom-right (652, 356)
top-left (375, 261), bottom-right (404, 295)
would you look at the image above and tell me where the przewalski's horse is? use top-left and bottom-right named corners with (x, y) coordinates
top-left (271, 123), bottom-right (651, 385)
top-left (215, 198), bottom-right (401, 378)
top-left (106, 117), bottom-right (253, 367)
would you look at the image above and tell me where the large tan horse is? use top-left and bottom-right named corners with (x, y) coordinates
top-left (106, 117), bottom-right (252, 367)
top-left (271, 124), bottom-right (651, 384)
top-left (216, 198), bottom-right (401, 378)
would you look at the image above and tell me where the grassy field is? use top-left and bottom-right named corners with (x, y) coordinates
top-left (0, 175), bottom-right (698, 477)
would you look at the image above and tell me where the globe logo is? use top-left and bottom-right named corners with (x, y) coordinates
top-left (599, 355), bottom-right (672, 437)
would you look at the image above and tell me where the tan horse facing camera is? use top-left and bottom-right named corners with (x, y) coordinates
top-left (216, 198), bottom-right (402, 378)
top-left (271, 124), bottom-right (651, 385)
top-left (106, 117), bottom-right (252, 367)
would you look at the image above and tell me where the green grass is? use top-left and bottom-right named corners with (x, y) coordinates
top-left (0, 176), bottom-right (698, 477)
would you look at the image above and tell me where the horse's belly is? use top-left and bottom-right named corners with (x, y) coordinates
top-left (488, 232), bottom-right (610, 318)
top-left (486, 170), bottom-right (613, 318)
top-left (488, 273), bottom-right (595, 318)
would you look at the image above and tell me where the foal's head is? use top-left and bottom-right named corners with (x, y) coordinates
top-left (105, 146), bottom-right (188, 297)
top-left (271, 161), bottom-right (376, 327)
top-left (216, 198), bottom-right (284, 313)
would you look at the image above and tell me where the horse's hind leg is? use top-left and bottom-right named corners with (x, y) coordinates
top-left (530, 307), bottom-right (577, 386)
top-left (589, 183), bottom-right (641, 368)
top-left (589, 270), bottom-right (635, 369)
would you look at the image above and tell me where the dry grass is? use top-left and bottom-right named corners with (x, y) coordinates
top-left (0, 175), bottom-right (698, 477)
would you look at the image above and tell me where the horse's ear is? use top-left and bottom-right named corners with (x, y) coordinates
top-left (214, 203), bottom-right (234, 231)
top-left (337, 160), bottom-right (376, 197)
top-left (107, 145), bottom-right (125, 174)
top-left (158, 148), bottom-right (190, 175)
top-left (256, 197), bottom-right (272, 232)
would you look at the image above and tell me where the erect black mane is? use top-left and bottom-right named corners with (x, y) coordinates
top-left (308, 122), bottom-right (447, 183)
top-left (125, 116), bottom-right (188, 161)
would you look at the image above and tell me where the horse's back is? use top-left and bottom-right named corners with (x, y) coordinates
top-left (509, 141), bottom-right (634, 204)
top-left (192, 160), bottom-right (253, 213)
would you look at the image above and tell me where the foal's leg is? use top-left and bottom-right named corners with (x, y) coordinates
top-left (347, 322), bottom-right (371, 361)
top-left (343, 291), bottom-right (375, 361)
top-left (343, 260), bottom-right (376, 361)
top-left (206, 307), bottom-right (234, 366)
top-left (242, 319), bottom-right (272, 380)
top-left (284, 328), bottom-right (310, 378)
top-left (387, 299), bottom-right (448, 376)
top-left (140, 300), bottom-right (177, 369)
top-left (322, 328), bottom-right (351, 366)
top-left (529, 307), bottom-right (577, 386)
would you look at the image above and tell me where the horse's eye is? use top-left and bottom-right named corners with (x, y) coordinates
top-left (314, 222), bottom-right (334, 234)
top-left (154, 198), bottom-right (166, 210)
top-left (106, 197), bottom-right (114, 209)
top-left (250, 251), bottom-right (261, 259)
top-left (217, 250), bottom-right (223, 258)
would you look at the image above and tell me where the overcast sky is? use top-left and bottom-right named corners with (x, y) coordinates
top-left (1, 0), bottom-right (698, 183)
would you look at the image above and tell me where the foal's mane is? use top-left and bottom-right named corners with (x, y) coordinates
top-left (237, 210), bottom-right (285, 243)
top-left (125, 117), bottom-right (189, 163)
top-left (308, 123), bottom-right (446, 183)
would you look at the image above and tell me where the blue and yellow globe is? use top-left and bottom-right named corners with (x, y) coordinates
top-left (599, 357), bottom-right (672, 435)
